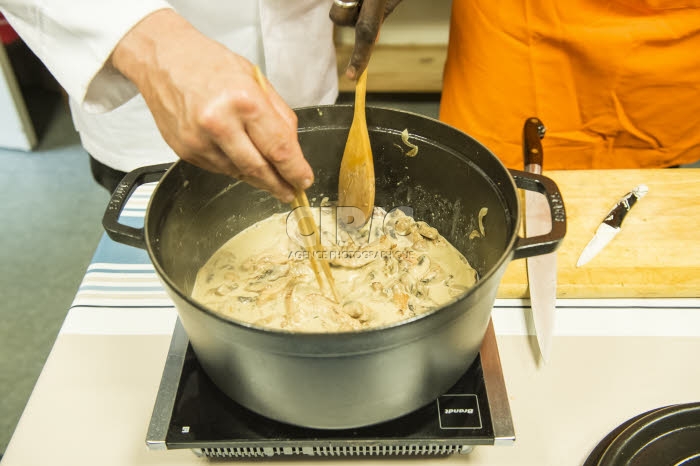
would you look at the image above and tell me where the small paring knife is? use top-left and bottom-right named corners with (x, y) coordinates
top-left (576, 184), bottom-right (649, 268)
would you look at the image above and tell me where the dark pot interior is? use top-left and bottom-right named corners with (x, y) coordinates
top-left (147, 105), bottom-right (520, 313)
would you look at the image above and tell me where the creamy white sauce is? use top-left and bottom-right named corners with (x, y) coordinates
top-left (191, 208), bottom-right (477, 332)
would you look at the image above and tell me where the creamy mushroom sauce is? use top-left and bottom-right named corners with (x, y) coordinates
top-left (191, 208), bottom-right (477, 332)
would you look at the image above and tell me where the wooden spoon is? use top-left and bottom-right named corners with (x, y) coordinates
top-left (252, 66), bottom-right (340, 303)
top-left (289, 190), bottom-right (340, 303)
top-left (338, 68), bottom-right (374, 228)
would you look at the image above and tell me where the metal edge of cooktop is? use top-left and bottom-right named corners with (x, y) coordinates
top-left (146, 317), bottom-right (516, 450)
top-left (480, 319), bottom-right (516, 445)
top-left (146, 318), bottom-right (189, 451)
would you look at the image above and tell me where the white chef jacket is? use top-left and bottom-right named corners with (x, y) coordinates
top-left (0, 0), bottom-right (338, 171)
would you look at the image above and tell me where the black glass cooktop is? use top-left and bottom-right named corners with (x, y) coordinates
top-left (147, 319), bottom-right (514, 458)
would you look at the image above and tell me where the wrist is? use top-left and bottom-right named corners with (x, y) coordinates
top-left (111, 9), bottom-right (194, 89)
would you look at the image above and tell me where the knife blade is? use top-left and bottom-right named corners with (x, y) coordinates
top-left (523, 117), bottom-right (557, 363)
top-left (576, 184), bottom-right (649, 267)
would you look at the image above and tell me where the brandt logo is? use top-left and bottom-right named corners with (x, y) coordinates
top-left (438, 394), bottom-right (481, 429)
top-left (444, 408), bottom-right (474, 415)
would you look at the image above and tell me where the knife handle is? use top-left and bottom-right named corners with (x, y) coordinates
top-left (523, 117), bottom-right (546, 174)
top-left (603, 185), bottom-right (649, 229)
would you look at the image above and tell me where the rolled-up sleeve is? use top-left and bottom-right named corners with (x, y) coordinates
top-left (0, 0), bottom-right (173, 112)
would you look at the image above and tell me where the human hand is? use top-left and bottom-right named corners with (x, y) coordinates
top-left (111, 9), bottom-right (313, 203)
top-left (329, 0), bottom-right (403, 80)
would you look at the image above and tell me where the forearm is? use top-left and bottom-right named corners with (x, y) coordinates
top-left (111, 9), bottom-right (198, 93)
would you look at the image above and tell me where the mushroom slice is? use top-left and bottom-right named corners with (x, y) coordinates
top-left (330, 235), bottom-right (396, 269)
top-left (213, 283), bottom-right (238, 296)
top-left (255, 262), bottom-right (290, 282)
top-left (241, 253), bottom-right (287, 273)
top-left (393, 216), bottom-right (415, 236)
top-left (244, 263), bottom-right (290, 292)
top-left (328, 247), bottom-right (376, 269)
top-left (416, 222), bottom-right (439, 240)
top-left (409, 255), bottom-right (431, 279)
top-left (341, 301), bottom-right (372, 322)
top-left (391, 283), bottom-right (410, 311)
top-left (401, 129), bottom-right (419, 157)
top-left (256, 278), bottom-right (292, 304)
top-left (478, 207), bottom-right (488, 237)
top-left (399, 272), bottom-right (416, 293)
top-left (412, 239), bottom-right (429, 251)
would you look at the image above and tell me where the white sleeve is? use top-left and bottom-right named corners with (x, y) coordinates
top-left (0, 1), bottom-right (173, 112)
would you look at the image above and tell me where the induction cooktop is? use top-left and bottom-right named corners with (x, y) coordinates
top-left (146, 318), bottom-right (514, 459)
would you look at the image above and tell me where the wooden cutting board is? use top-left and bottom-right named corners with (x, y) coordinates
top-left (497, 169), bottom-right (700, 298)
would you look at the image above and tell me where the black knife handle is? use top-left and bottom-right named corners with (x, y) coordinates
top-left (523, 117), bottom-right (546, 173)
top-left (602, 185), bottom-right (648, 229)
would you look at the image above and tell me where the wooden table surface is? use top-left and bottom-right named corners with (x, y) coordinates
top-left (497, 169), bottom-right (700, 298)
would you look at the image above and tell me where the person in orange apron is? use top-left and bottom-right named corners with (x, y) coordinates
top-left (440, 1), bottom-right (700, 169)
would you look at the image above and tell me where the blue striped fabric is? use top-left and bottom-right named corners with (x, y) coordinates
top-left (71, 184), bottom-right (172, 310)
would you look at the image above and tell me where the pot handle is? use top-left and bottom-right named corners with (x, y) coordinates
top-left (509, 169), bottom-right (567, 260)
top-left (102, 163), bottom-right (172, 249)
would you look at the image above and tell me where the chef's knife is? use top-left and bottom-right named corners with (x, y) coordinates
top-left (523, 117), bottom-right (557, 363)
top-left (576, 184), bottom-right (649, 267)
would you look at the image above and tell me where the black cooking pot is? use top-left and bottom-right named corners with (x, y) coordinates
top-left (103, 106), bottom-right (565, 429)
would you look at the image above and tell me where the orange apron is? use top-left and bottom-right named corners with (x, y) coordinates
top-left (439, 0), bottom-right (700, 169)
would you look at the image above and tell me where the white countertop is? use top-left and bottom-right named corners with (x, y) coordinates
top-left (3, 298), bottom-right (700, 466)
top-left (3, 185), bottom-right (700, 465)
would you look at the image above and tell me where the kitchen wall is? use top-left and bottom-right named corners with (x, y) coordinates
top-left (335, 0), bottom-right (452, 93)
top-left (335, 0), bottom-right (452, 45)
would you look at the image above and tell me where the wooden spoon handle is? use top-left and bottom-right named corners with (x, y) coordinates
top-left (253, 66), bottom-right (340, 303)
top-left (290, 191), bottom-right (340, 303)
